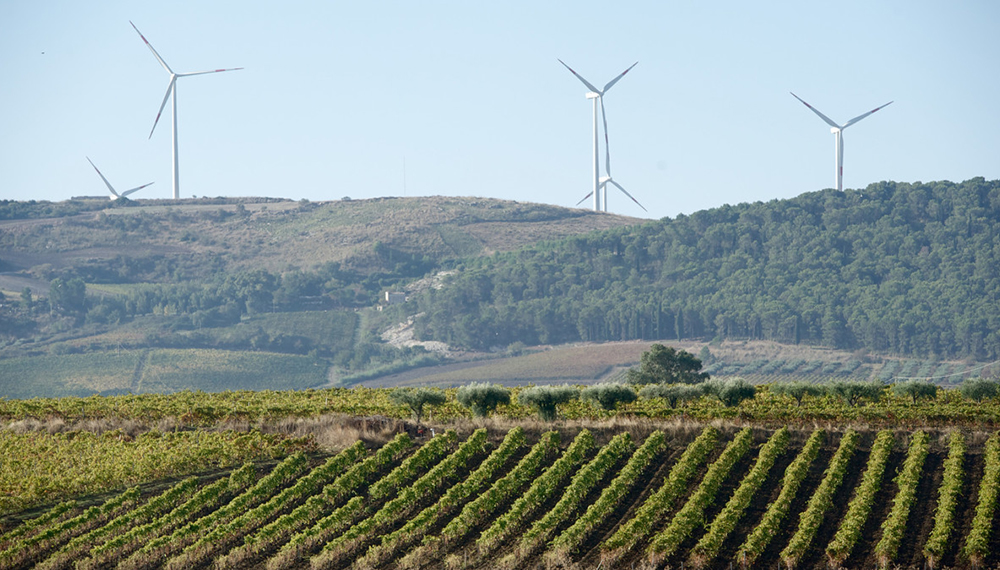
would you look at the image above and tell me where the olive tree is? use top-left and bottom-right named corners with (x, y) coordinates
top-left (770, 381), bottom-right (826, 406)
top-left (828, 380), bottom-right (884, 407)
top-left (390, 387), bottom-right (447, 422)
top-left (638, 383), bottom-right (705, 408)
top-left (456, 382), bottom-right (511, 418)
top-left (580, 383), bottom-right (637, 411)
top-left (891, 380), bottom-right (938, 404)
top-left (703, 378), bottom-right (757, 407)
top-left (960, 378), bottom-right (1000, 402)
top-left (517, 385), bottom-right (579, 421)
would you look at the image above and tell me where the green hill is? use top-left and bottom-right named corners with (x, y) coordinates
top-left (0, 196), bottom-right (642, 397)
top-left (410, 178), bottom-right (1000, 361)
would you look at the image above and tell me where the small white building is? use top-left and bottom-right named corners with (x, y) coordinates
top-left (384, 291), bottom-right (407, 305)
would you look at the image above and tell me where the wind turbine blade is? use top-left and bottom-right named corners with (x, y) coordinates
top-left (609, 179), bottom-right (647, 212)
top-left (843, 101), bottom-right (894, 129)
top-left (557, 59), bottom-right (601, 94)
top-left (86, 157), bottom-right (120, 197)
top-left (790, 92), bottom-right (840, 129)
top-left (575, 192), bottom-right (593, 206)
top-left (121, 182), bottom-right (154, 198)
top-left (130, 21), bottom-right (173, 74)
top-left (602, 61), bottom-right (638, 93)
top-left (177, 67), bottom-right (244, 77)
top-left (149, 77), bottom-right (175, 139)
top-left (600, 97), bottom-right (611, 176)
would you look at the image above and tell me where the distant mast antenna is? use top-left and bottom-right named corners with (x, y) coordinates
top-left (403, 156), bottom-right (407, 197)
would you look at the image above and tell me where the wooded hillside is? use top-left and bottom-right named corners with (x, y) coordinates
top-left (412, 178), bottom-right (1000, 360)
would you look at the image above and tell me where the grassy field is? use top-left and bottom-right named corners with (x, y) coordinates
top-left (137, 349), bottom-right (328, 393)
top-left (0, 349), bottom-right (329, 398)
top-left (0, 352), bottom-right (141, 398)
top-left (364, 339), bottom-right (989, 388)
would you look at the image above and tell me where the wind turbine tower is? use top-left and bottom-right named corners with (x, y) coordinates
top-left (559, 60), bottom-right (642, 212)
top-left (131, 21), bottom-right (243, 200)
top-left (791, 92), bottom-right (893, 191)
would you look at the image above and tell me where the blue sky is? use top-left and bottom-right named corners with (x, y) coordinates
top-left (1, 1), bottom-right (997, 220)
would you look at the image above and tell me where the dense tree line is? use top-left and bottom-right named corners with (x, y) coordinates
top-left (412, 179), bottom-right (1000, 360)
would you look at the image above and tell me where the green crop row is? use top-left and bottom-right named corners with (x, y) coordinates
top-left (263, 433), bottom-right (421, 570)
top-left (360, 427), bottom-right (527, 567)
top-left (963, 431), bottom-right (1000, 565)
top-left (520, 432), bottom-right (634, 555)
top-left (438, 430), bottom-right (559, 544)
top-left (825, 430), bottom-right (895, 566)
top-left (121, 453), bottom-right (308, 570)
top-left (476, 429), bottom-right (595, 551)
top-left (690, 427), bottom-right (790, 567)
top-left (736, 429), bottom-right (824, 568)
top-left (780, 430), bottom-right (859, 568)
top-left (646, 428), bottom-right (754, 562)
top-left (321, 432), bottom-right (413, 505)
top-left (37, 477), bottom-right (198, 570)
top-left (368, 430), bottom-right (456, 499)
top-left (550, 431), bottom-right (666, 559)
top-left (875, 431), bottom-right (929, 568)
top-left (218, 435), bottom-right (411, 570)
top-left (601, 426), bottom-right (719, 557)
top-left (265, 496), bottom-right (365, 570)
top-left (87, 464), bottom-right (254, 570)
top-left (310, 429), bottom-right (489, 569)
top-left (923, 431), bottom-right (965, 568)
top-left (0, 487), bottom-right (140, 569)
top-left (0, 500), bottom-right (76, 551)
top-left (176, 441), bottom-right (367, 570)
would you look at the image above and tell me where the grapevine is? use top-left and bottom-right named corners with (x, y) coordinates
top-left (923, 431), bottom-right (965, 569)
top-left (825, 429), bottom-right (895, 567)
top-left (964, 431), bottom-right (1000, 567)
top-left (780, 429), bottom-right (859, 569)
top-left (601, 426), bottom-right (719, 559)
top-left (476, 429), bottom-right (595, 551)
top-left (874, 430), bottom-right (929, 568)
top-left (646, 427), bottom-right (754, 563)
top-left (689, 427), bottom-right (789, 568)
top-left (519, 432), bottom-right (633, 556)
top-left (736, 429), bottom-right (824, 568)
top-left (548, 430), bottom-right (665, 561)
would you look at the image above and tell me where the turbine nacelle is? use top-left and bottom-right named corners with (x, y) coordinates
top-left (791, 92), bottom-right (893, 191)
top-left (560, 59), bottom-right (642, 213)
top-left (131, 21), bottom-right (242, 200)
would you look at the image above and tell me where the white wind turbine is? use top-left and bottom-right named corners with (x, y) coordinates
top-left (559, 59), bottom-right (644, 212)
top-left (791, 92), bottom-right (893, 191)
top-left (86, 157), bottom-right (154, 200)
top-left (130, 21), bottom-right (243, 200)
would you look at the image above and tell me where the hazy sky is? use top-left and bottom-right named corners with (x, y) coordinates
top-left (2, 1), bottom-right (997, 220)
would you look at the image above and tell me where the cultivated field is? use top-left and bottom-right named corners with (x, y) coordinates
top-left (3, 424), bottom-right (999, 570)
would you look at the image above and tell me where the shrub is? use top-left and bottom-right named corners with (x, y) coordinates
top-left (517, 385), bottom-right (580, 421)
top-left (456, 382), bottom-right (511, 417)
top-left (580, 383), bottom-right (637, 410)
top-left (389, 387), bottom-right (447, 422)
